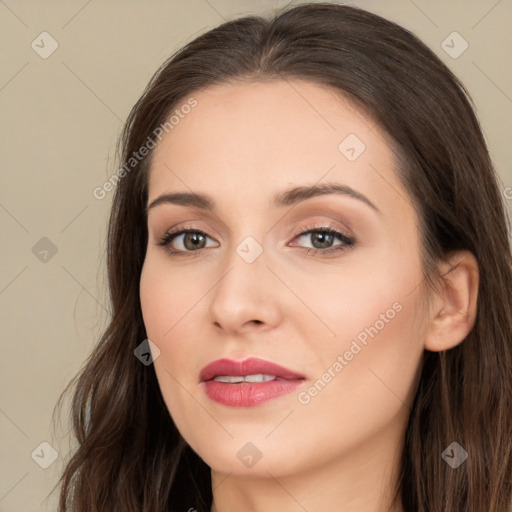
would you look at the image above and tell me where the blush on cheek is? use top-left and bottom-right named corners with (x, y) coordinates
top-left (329, 292), bottom-right (419, 375)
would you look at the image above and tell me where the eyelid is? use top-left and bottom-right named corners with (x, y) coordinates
top-left (155, 223), bottom-right (216, 248)
top-left (287, 223), bottom-right (356, 254)
top-left (289, 219), bottom-right (353, 241)
top-left (154, 219), bottom-right (352, 243)
top-left (155, 219), bottom-right (356, 258)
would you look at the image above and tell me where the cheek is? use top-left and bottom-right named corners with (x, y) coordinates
top-left (294, 240), bottom-right (427, 412)
top-left (295, 239), bottom-right (425, 356)
top-left (139, 253), bottom-right (212, 389)
top-left (139, 257), bottom-right (197, 391)
top-left (139, 257), bottom-right (205, 428)
top-left (287, 292), bottom-right (426, 474)
top-left (139, 254), bottom-right (205, 340)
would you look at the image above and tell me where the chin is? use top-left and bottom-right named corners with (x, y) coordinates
top-left (193, 439), bottom-right (308, 477)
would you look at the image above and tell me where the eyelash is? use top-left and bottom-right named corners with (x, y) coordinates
top-left (156, 223), bottom-right (356, 257)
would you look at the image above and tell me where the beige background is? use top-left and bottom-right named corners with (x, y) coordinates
top-left (1, 1), bottom-right (511, 510)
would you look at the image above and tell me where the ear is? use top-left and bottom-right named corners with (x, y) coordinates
top-left (424, 250), bottom-right (479, 352)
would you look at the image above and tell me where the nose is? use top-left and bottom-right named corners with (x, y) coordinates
top-left (208, 248), bottom-right (282, 336)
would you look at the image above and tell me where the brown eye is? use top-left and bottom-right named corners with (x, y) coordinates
top-left (181, 231), bottom-right (207, 250)
top-left (301, 230), bottom-right (337, 249)
top-left (292, 225), bottom-right (355, 256)
top-left (157, 229), bottom-right (217, 254)
top-left (156, 225), bottom-right (355, 257)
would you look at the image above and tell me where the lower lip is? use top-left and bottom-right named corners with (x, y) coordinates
top-left (203, 379), bottom-right (304, 407)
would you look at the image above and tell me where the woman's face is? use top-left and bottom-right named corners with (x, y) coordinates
top-left (140, 79), bottom-right (430, 478)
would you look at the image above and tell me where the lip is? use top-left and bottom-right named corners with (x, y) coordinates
top-left (200, 357), bottom-right (306, 407)
top-left (200, 357), bottom-right (306, 382)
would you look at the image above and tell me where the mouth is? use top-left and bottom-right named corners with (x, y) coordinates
top-left (199, 356), bottom-right (306, 382)
top-left (210, 374), bottom-right (288, 383)
top-left (199, 357), bottom-right (306, 407)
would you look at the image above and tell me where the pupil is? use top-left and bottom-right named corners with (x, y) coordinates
top-left (185, 232), bottom-right (205, 250)
top-left (313, 232), bottom-right (333, 249)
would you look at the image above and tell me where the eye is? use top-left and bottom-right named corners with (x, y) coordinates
top-left (291, 224), bottom-right (355, 256)
top-left (155, 223), bottom-right (356, 257)
top-left (156, 227), bottom-right (217, 255)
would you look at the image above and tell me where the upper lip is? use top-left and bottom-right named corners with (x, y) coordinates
top-left (200, 357), bottom-right (306, 382)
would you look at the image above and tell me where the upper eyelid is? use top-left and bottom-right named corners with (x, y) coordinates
top-left (151, 212), bottom-right (354, 236)
top-left (147, 199), bottom-right (364, 237)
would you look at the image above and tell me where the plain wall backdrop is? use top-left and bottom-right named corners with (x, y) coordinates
top-left (1, 1), bottom-right (511, 510)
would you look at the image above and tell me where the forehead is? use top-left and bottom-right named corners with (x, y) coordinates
top-left (147, 79), bottom-right (404, 217)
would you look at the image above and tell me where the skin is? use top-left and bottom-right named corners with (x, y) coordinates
top-left (139, 79), bottom-right (479, 512)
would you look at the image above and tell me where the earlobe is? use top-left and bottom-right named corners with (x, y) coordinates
top-left (424, 250), bottom-right (479, 352)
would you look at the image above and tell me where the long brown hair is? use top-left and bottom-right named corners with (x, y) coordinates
top-left (52, 3), bottom-right (512, 511)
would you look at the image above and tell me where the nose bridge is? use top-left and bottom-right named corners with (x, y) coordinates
top-left (208, 233), bottom-right (279, 331)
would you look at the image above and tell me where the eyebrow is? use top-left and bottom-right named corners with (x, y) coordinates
top-left (146, 182), bottom-right (380, 214)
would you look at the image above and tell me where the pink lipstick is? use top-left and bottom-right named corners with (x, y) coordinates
top-left (200, 357), bottom-right (306, 407)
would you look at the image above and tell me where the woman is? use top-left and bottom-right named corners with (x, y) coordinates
top-left (52, 2), bottom-right (512, 511)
